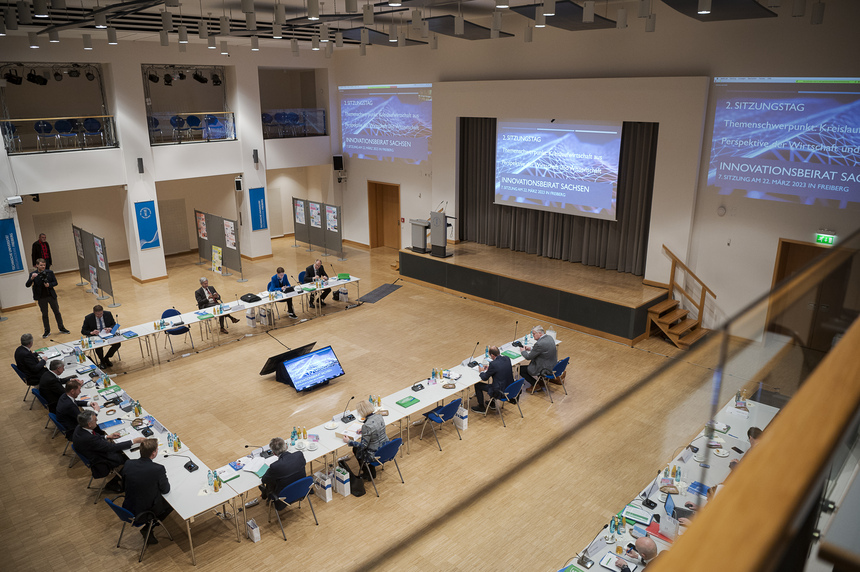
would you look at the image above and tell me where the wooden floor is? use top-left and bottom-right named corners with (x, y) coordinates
top-left (1, 240), bottom-right (746, 571)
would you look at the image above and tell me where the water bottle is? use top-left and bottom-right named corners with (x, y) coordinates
top-left (676, 467), bottom-right (682, 483)
top-left (207, 470), bottom-right (214, 487)
top-left (484, 346), bottom-right (489, 359)
top-left (167, 433), bottom-right (173, 449)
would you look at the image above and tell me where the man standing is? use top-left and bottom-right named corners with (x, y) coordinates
top-left (123, 438), bottom-right (172, 544)
top-left (73, 410), bottom-right (144, 491)
top-left (31, 233), bottom-right (52, 268)
top-left (304, 259), bottom-right (331, 308)
top-left (268, 267), bottom-right (298, 319)
top-left (259, 437), bottom-right (306, 510)
top-left (519, 325), bottom-right (557, 389)
top-left (56, 379), bottom-right (99, 439)
top-left (39, 359), bottom-right (71, 412)
top-left (195, 277), bottom-right (239, 334)
top-left (473, 346), bottom-right (514, 413)
top-left (26, 258), bottom-right (69, 338)
top-left (14, 333), bottom-right (49, 385)
top-left (81, 304), bottom-right (122, 369)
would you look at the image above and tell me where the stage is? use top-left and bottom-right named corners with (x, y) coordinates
top-left (399, 242), bottom-right (668, 346)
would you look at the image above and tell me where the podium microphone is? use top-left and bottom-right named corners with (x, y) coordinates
top-left (244, 444), bottom-right (274, 458)
top-left (466, 342), bottom-right (480, 368)
top-left (163, 453), bottom-right (199, 472)
top-left (511, 320), bottom-right (523, 347)
top-left (341, 396), bottom-right (356, 423)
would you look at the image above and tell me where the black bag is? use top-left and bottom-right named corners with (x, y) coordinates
top-left (240, 293), bottom-right (262, 303)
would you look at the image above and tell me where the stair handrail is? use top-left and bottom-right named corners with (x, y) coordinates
top-left (662, 245), bottom-right (716, 321)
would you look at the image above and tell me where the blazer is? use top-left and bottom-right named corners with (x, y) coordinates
top-left (261, 451), bottom-right (307, 497)
top-left (194, 285), bottom-right (220, 309)
top-left (304, 263), bottom-right (328, 282)
top-left (15, 345), bottom-right (48, 385)
top-left (521, 334), bottom-right (558, 377)
top-left (31, 240), bottom-right (52, 268)
top-left (350, 413), bottom-right (388, 465)
top-left (81, 311), bottom-right (116, 336)
top-left (267, 274), bottom-right (292, 292)
top-left (56, 393), bottom-right (87, 439)
top-left (38, 370), bottom-right (66, 413)
top-left (479, 355), bottom-right (514, 398)
top-left (122, 457), bottom-right (171, 517)
top-left (25, 269), bottom-right (58, 300)
top-left (72, 425), bottom-right (133, 472)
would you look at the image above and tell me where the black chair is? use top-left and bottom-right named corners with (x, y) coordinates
top-left (268, 476), bottom-right (317, 540)
top-left (105, 496), bottom-right (173, 562)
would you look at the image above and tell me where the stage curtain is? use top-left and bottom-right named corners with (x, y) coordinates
top-left (457, 119), bottom-right (658, 276)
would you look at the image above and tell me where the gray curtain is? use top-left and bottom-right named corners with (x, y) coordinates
top-left (458, 118), bottom-right (658, 276)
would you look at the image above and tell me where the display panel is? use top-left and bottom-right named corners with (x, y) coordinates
top-left (282, 345), bottom-right (345, 392)
top-left (338, 83), bottom-right (432, 165)
top-left (262, 341), bottom-right (316, 376)
top-left (708, 77), bottom-right (860, 207)
top-left (494, 119), bottom-right (623, 221)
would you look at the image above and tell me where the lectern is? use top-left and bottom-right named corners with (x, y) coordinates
top-left (430, 211), bottom-right (455, 258)
top-left (409, 219), bottom-right (430, 253)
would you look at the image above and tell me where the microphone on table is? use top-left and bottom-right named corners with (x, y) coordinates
top-left (511, 320), bottom-right (523, 348)
top-left (244, 444), bottom-right (274, 458)
top-left (163, 453), bottom-right (199, 472)
top-left (341, 395), bottom-right (356, 423)
top-left (466, 341), bottom-right (480, 368)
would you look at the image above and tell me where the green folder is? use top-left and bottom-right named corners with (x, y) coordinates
top-left (502, 350), bottom-right (520, 359)
top-left (337, 273), bottom-right (350, 280)
top-left (396, 396), bottom-right (420, 408)
top-left (196, 313), bottom-right (214, 320)
top-left (254, 464), bottom-right (269, 478)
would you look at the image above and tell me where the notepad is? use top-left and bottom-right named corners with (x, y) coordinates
top-left (396, 396), bottom-right (420, 408)
top-left (599, 553), bottom-right (637, 571)
top-left (98, 418), bottom-right (123, 430)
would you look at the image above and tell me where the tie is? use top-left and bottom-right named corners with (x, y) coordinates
top-left (97, 316), bottom-right (104, 330)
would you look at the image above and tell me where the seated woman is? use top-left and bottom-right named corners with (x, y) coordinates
top-left (340, 400), bottom-right (388, 480)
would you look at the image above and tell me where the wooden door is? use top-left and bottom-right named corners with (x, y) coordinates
top-left (367, 181), bottom-right (400, 249)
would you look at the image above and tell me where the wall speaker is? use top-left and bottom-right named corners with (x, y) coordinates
top-left (234, 176), bottom-right (243, 192)
top-left (253, 149), bottom-right (259, 164)
top-left (137, 158), bottom-right (144, 174)
top-left (333, 155), bottom-right (344, 171)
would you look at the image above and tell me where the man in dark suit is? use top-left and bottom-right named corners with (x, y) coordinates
top-left (26, 258), bottom-right (69, 338)
top-left (615, 536), bottom-right (659, 570)
top-left (56, 379), bottom-right (99, 439)
top-left (73, 410), bottom-right (144, 491)
top-left (259, 437), bottom-right (306, 510)
top-left (519, 325), bottom-right (558, 389)
top-left (122, 438), bottom-right (172, 544)
top-left (31, 233), bottom-right (52, 268)
top-left (304, 259), bottom-right (331, 308)
top-left (81, 304), bottom-right (121, 368)
top-left (14, 333), bottom-right (48, 385)
top-left (195, 277), bottom-right (239, 334)
top-left (38, 359), bottom-right (71, 413)
top-left (473, 346), bottom-right (514, 413)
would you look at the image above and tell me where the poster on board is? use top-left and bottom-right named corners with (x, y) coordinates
top-left (0, 218), bottom-right (24, 275)
top-left (73, 228), bottom-right (84, 259)
top-left (326, 205), bottom-right (338, 232)
top-left (224, 220), bottom-right (236, 250)
top-left (309, 202), bottom-right (321, 228)
top-left (94, 237), bottom-right (106, 270)
top-left (196, 212), bottom-right (208, 239)
top-left (135, 201), bottom-right (161, 250)
top-left (294, 200), bottom-right (305, 225)
top-left (89, 265), bottom-right (98, 292)
top-left (212, 245), bottom-right (222, 272)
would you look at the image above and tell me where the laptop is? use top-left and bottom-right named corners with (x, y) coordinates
top-left (665, 493), bottom-right (696, 520)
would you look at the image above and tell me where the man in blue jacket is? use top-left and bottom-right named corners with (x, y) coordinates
top-left (473, 346), bottom-right (514, 413)
top-left (268, 267), bottom-right (298, 319)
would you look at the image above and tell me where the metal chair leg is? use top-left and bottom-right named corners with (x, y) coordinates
top-left (306, 495), bottom-right (318, 525)
top-left (116, 521), bottom-right (126, 547)
top-left (497, 402), bottom-right (506, 428)
top-left (392, 458), bottom-right (404, 484)
top-left (430, 422), bottom-right (441, 451)
top-left (275, 506), bottom-right (287, 541)
top-left (452, 419), bottom-right (462, 440)
top-left (363, 461), bottom-right (380, 497)
top-left (23, 385), bottom-right (30, 401)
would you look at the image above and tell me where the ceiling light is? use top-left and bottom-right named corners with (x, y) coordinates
top-left (241, 0), bottom-right (253, 13)
top-left (192, 71), bottom-right (208, 83)
top-left (83, 33), bottom-right (93, 49)
top-left (160, 30), bottom-right (169, 46)
top-left (199, 19), bottom-right (208, 39)
top-left (616, 7), bottom-right (627, 27)
top-left (53, 0), bottom-right (67, 10)
top-left (272, 23), bottom-right (282, 38)
top-left (163, 73), bottom-right (173, 86)
top-left (345, 0), bottom-right (357, 12)
top-left (312, 35), bottom-right (320, 50)
top-left (389, 0), bottom-right (401, 6)
top-left (360, 27), bottom-right (368, 44)
top-left (492, 11), bottom-right (501, 29)
top-left (320, 22), bottom-right (329, 41)
top-left (811, 0), bottom-right (824, 24)
top-left (324, 41), bottom-right (332, 57)
top-left (388, 22), bottom-right (396, 42)
top-left (291, 38), bottom-right (299, 55)
top-left (53, 70), bottom-right (62, 81)
top-left (211, 73), bottom-right (222, 86)
top-left (0, 17), bottom-right (6, 36)
top-left (4, 7), bottom-right (18, 31)
top-left (251, 35), bottom-right (259, 50)
top-left (697, 0), bottom-right (711, 14)
top-left (27, 69), bottom-right (48, 85)
top-left (178, 42), bottom-right (186, 52)
top-left (107, 26), bottom-right (117, 44)
top-left (220, 15), bottom-right (230, 35)
top-left (524, 23), bottom-right (532, 42)
top-left (430, 32), bottom-right (437, 49)
top-left (94, 12), bottom-right (107, 28)
top-left (28, 31), bottom-right (39, 48)
top-left (220, 40), bottom-right (228, 54)
top-left (17, 1), bottom-right (33, 25)
top-left (48, 29), bottom-right (59, 41)
top-left (496, 0), bottom-right (509, 8)
top-left (359, 42), bottom-right (366, 56)
top-left (534, 11), bottom-right (545, 27)
top-left (490, 27), bottom-right (499, 38)
top-left (178, 25), bottom-right (188, 42)
top-left (422, 19), bottom-right (429, 37)
top-left (792, 0), bottom-right (805, 16)
top-left (397, 30), bottom-right (406, 46)
top-left (542, 0), bottom-right (554, 17)
top-left (638, 0), bottom-right (649, 18)
top-left (583, 0), bottom-right (594, 22)
top-left (208, 36), bottom-right (216, 48)
top-left (411, 8), bottom-right (421, 29)
top-left (275, 4), bottom-right (286, 24)
top-left (645, 12), bottom-right (656, 31)
top-left (161, 10), bottom-right (173, 30)
top-left (335, 30), bottom-right (343, 47)
top-left (454, 14), bottom-right (464, 35)
top-left (362, 3), bottom-right (373, 25)
top-left (308, 0), bottom-right (319, 20)
top-left (245, 11), bottom-right (256, 30)
top-left (34, 0), bottom-right (49, 18)
top-left (3, 70), bottom-right (23, 85)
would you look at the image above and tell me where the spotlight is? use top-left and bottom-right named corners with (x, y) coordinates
top-left (68, 67), bottom-right (80, 78)
top-left (49, 30), bottom-right (59, 42)
top-left (3, 70), bottom-right (23, 85)
top-left (178, 71), bottom-right (186, 80)
top-left (163, 73), bottom-right (173, 86)
top-left (31, 194), bottom-right (40, 202)
top-left (34, 0), bottom-right (48, 18)
top-left (53, 70), bottom-right (62, 81)
top-left (26, 69), bottom-right (48, 85)
top-left (28, 31), bottom-right (39, 48)
top-left (211, 73), bottom-right (222, 86)
top-left (86, 69), bottom-right (95, 81)
top-left (192, 71), bottom-right (208, 83)
top-left (148, 71), bottom-right (160, 83)
top-left (94, 12), bottom-right (107, 28)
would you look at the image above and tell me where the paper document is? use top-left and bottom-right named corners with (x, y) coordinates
top-left (242, 456), bottom-right (270, 478)
top-left (599, 553), bottom-right (637, 571)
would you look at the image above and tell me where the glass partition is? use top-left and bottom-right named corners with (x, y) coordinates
top-left (261, 108), bottom-right (327, 139)
top-left (2, 115), bottom-right (118, 154)
top-left (147, 111), bottom-right (236, 145)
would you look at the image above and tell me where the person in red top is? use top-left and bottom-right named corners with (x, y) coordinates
top-left (31, 233), bottom-right (52, 269)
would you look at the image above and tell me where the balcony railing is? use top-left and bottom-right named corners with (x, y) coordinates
top-left (2, 115), bottom-right (118, 154)
top-left (147, 111), bottom-right (236, 145)
top-left (261, 108), bottom-right (327, 139)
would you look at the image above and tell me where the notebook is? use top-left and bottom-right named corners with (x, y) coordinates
top-left (396, 396), bottom-right (420, 408)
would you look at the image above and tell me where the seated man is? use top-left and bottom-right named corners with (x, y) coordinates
top-left (73, 410), bottom-right (144, 491)
top-left (615, 536), bottom-right (659, 570)
top-left (304, 259), bottom-right (331, 309)
top-left (81, 304), bottom-right (122, 369)
top-left (39, 359), bottom-right (72, 413)
top-left (258, 437), bottom-right (306, 510)
top-left (473, 346), bottom-right (514, 413)
top-left (123, 438), bottom-right (172, 545)
top-left (519, 325), bottom-right (557, 389)
top-left (14, 333), bottom-right (48, 386)
top-left (729, 426), bottom-right (763, 470)
top-left (267, 267), bottom-right (298, 319)
top-left (195, 277), bottom-right (239, 334)
top-left (56, 379), bottom-right (99, 439)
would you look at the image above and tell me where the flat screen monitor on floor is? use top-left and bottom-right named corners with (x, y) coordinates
top-left (281, 345), bottom-right (345, 392)
top-left (260, 342), bottom-right (316, 376)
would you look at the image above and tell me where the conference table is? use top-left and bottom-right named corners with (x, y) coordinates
top-left (566, 398), bottom-right (780, 571)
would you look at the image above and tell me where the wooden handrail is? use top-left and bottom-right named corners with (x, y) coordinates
top-left (650, 317), bottom-right (860, 572)
top-left (662, 244), bottom-right (717, 299)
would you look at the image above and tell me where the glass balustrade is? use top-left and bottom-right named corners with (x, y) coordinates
top-left (147, 111), bottom-right (236, 145)
top-left (261, 108), bottom-right (327, 139)
top-left (2, 115), bottom-right (118, 154)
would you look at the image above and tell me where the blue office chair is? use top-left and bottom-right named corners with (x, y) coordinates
top-left (203, 114), bottom-right (227, 140)
top-left (30, 387), bottom-right (50, 422)
top-left (268, 476), bottom-right (317, 541)
top-left (274, 111), bottom-right (290, 137)
top-left (54, 119), bottom-right (80, 148)
top-left (170, 115), bottom-right (188, 141)
top-left (72, 444), bottom-right (121, 504)
top-left (419, 397), bottom-right (462, 451)
top-left (532, 356), bottom-right (570, 403)
top-left (261, 112), bottom-right (278, 138)
top-left (47, 412), bottom-right (75, 458)
top-left (2, 122), bottom-right (22, 152)
top-left (161, 308), bottom-right (193, 354)
top-left (34, 120), bottom-right (53, 150)
top-left (494, 378), bottom-right (526, 427)
top-left (81, 118), bottom-right (105, 147)
top-left (147, 115), bottom-right (163, 143)
top-left (104, 496), bottom-right (173, 562)
top-left (285, 111), bottom-right (302, 136)
top-left (11, 363), bottom-right (33, 402)
top-left (186, 115), bottom-right (203, 139)
top-left (361, 438), bottom-right (404, 497)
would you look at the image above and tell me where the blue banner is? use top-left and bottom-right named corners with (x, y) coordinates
top-left (135, 200), bottom-right (161, 250)
top-left (249, 187), bottom-right (268, 231)
top-left (0, 218), bottom-right (24, 275)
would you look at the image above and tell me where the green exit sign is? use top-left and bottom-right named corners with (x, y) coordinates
top-left (816, 233), bottom-right (836, 245)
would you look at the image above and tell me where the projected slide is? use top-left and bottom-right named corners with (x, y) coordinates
top-left (339, 83), bottom-right (432, 164)
top-left (494, 120), bottom-right (623, 221)
top-left (283, 345), bottom-right (344, 392)
top-left (709, 77), bottom-right (860, 207)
